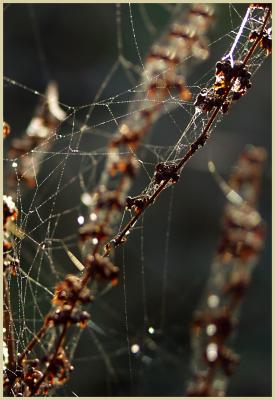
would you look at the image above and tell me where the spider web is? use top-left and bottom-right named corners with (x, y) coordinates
top-left (3, 3), bottom-right (271, 396)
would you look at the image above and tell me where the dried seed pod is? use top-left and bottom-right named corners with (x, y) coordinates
top-left (3, 239), bottom-right (12, 252)
top-left (71, 310), bottom-right (90, 328)
top-left (250, 3), bottom-right (272, 10)
top-left (196, 60), bottom-right (252, 115)
top-left (154, 162), bottom-right (180, 185)
top-left (218, 346), bottom-right (240, 376)
top-left (193, 308), bottom-right (234, 339)
top-left (85, 253), bottom-right (119, 285)
top-left (46, 348), bottom-right (73, 387)
top-left (125, 195), bottom-right (149, 213)
top-left (3, 121), bottom-right (10, 138)
top-left (189, 4), bottom-right (214, 20)
top-left (194, 88), bottom-right (222, 113)
top-left (79, 222), bottom-right (111, 243)
top-left (190, 133), bottom-right (209, 152)
top-left (108, 157), bottom-right (139, 178)
top-left (203, 342), bottom-right (239, 376)
top-left (222, 270), bottom-right (251, 299)
top-left (147, 44), bottom-right (180, 65)
top-left (249, 29), bottom-right (272, 54)
top-left (3, 253), bottom-right (19, 276)
top-left (48, 305), bottom-right (73, 326)
top-left (52, 275), bottom-right (92, 306)
top-left (7, 82), bottom-right (66, 193)
top-left (94, 188), bottom-right (124, 211)
top-left (110, 126), bottom-right (140, 149)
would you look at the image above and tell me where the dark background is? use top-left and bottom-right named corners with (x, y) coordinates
top-left (4, 3), bottom-right (271, 396)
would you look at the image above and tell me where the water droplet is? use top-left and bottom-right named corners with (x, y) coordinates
top-left (206, 343), bottom-right (218, 362)
top-left (207, 294), bottom-right (219, 308)
top-left (81, 192), bottom-right (92, 206)
top-left (206, 324), bottom-right (217, 336)
top-left (78, 216), bottom-right (84, 225)
top-left (131, 344), bottom-right (140, 354)
top-left (90, 212), bottom-right (97, 221)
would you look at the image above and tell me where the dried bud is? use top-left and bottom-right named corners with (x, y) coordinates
top-left (125, 195), bottom-right (149, 213)
top-left (250, 3), bottom-right (272, 11)
top-left (3, 121), bottom-right (10, 138)
top-left (52, 275), bottom-right (92, 306)
top-left (46, 348), bottom-right (73, 387)
top-left (4, 253), bottom-right (19, 276)
top-left (154, 162), bottom-right (180, 185)
top-left (79, 222), bottom-right (111, 243)
top-left (108, 157), bottom-right (139, 178)
top-left (86, 253), bottom-right (119, 285)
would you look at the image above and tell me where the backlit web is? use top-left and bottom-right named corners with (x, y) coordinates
top-left (3, 3), bottom-right (271, 396)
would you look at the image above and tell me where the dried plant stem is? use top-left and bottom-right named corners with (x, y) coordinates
top-left (104, 5), bottom-right (271, 256)
top-left (186, 145), bottom-right (267, 396)
top-left (3, 273), bottom-right (16, 368)
top-left (28, 244), bottom-right (100, 395)
top-left (17, 322), bottom-right (49, 365)
top-left (29, 323), bottom-right (68, 396)
top-left (243, 8), bottom-right (271, 64)
top-left (103, 108), bottom-right (223, 256)
top-left (80, 4), bottom-right (214, 260)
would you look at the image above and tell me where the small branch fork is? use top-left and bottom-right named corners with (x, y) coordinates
top-left (6, 5), bottom-right (271, 397)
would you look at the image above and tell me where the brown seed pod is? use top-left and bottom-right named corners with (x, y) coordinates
top-left (52, 275), bottom-right (92, 306)
top-left (85, 253), bottom-right (119, 285)
top-left (154, 162), bottom-right (180, 185)
top-left (3, 121), bottom-right (10, 138)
